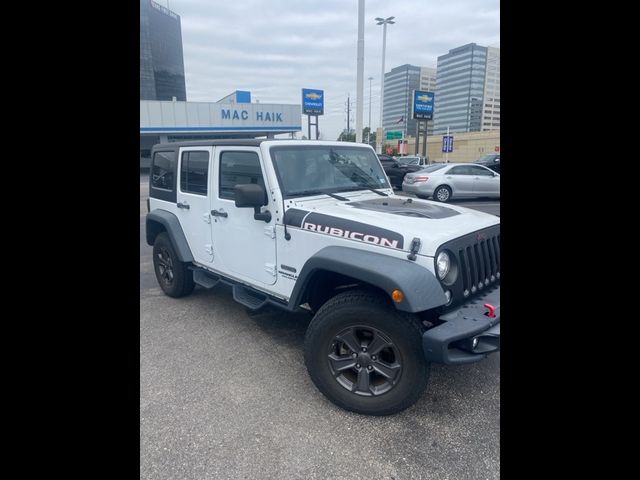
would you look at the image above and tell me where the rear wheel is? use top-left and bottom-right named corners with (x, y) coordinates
top-left (152, 232), bottom-right (195, 298)
top-left (433, 185), bottom-right (452, 202)
top-left (304, 289), bottom-right (430, 415)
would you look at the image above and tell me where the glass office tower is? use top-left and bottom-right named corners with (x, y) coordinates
top-left (433, 43), bottom-right (489, 134)
top-left (140, 0), bottom-right (187, 101)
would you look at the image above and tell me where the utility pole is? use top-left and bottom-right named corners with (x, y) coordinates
top-left (375, 16), bottom-right (395, 152)
top-left (345, 95), bottom-right (353, 140)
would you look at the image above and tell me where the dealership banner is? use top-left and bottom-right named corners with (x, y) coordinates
top-left (302, 88), bottom-right (324, 115)
top-left (412, 90), bottom-right (434, 120)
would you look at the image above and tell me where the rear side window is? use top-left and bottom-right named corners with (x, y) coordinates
top-left (180, 151), bottom-right (209, 195)
top-left (219, 151), bottom-right (264, 200)
top-left (469, 165), bottom-right (494, 176)
top-left (448, 165), bottom-right (472, 175)
top-left (151, 151), bottom-right (175, 190)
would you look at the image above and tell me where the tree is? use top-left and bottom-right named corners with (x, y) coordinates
top-left (337, 129), bottom-right (355, 142)
top-left (363, 127), bottom-right (376, 146)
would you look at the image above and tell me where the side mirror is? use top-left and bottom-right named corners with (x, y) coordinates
top-left (392, 162), bottom-right (400, 168)
top-left (234, 184), bottom-right (271, 222)
top-left (234, 183), bottom-right (266, 208)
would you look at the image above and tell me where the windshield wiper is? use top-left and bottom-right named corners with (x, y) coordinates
top-left (364, 187), bottom-right (389, 197)
top-left (340, 186), bottom-right (389, 197)
top-left (289, 190), bottom-right (350, 201)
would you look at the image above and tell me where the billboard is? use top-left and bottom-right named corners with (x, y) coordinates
top-left (412, 90), bottom-right (435, 120)
top-left (302, 88), bottom-right (324, 115)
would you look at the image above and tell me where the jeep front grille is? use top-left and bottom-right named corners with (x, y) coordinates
top-left (458, 234), bottom-right (500, 294)
top-left (438, 225), bottom-right (500, 308)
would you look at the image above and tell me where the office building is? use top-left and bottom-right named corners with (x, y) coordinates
top-left (481, 47), bottom-right (500, 131)
top-left (382, 64), bottom-right (436, 138)
top-left (433, 43), bottom-right (500, 134)
top-left (140, 0), bottom-right (187, 101)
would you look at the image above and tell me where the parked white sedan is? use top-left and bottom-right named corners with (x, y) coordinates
top-left (402, 163), bottom-right (500, 202)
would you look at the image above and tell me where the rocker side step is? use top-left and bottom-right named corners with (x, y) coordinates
top-left (192, 269), bottom-right (220, 289)
top-left (233, 285), bottom-right (268, 310)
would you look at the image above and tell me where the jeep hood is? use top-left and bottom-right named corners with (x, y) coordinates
top-left (284, 192), bottom-right (499, 257)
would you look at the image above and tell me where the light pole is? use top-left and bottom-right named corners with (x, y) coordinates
top-left (368, 76), bottom-right (373, 145)
top-left (355, 0), bottom-right (365, 143)
top-left (376, 16), bottom-right (395, 153)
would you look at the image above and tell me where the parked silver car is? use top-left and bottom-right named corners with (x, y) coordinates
top-left (402, 163), bottom-right (500, 202)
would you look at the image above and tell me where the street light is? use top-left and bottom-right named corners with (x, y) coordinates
top-left (368, 76), bottom-right (373, 145)
top-left (376, 16), bottom-right (395, 153)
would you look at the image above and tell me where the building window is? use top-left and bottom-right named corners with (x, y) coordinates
top-left (180, 151), bottom-right (209, 195)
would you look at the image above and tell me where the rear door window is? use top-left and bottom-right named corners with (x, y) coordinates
top-left (448, 165), bottom-right (472, 175)
top-left (469, 165), bottom-right (494, 176)
top-left (180, 151), bottom-right (209, 195)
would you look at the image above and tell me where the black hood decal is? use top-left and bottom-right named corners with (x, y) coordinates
top-left (283, 208), bottom-right (309, 227)
top-left (299, 212), bottom-right (404, 249)
top-left (346, 198), bottom-right (459, 219)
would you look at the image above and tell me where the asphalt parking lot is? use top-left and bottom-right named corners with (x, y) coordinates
top-left (140, 174), bottom-right (500, 479)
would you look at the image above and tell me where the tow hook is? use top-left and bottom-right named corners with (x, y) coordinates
top-left (484, 303), bottom-right (496, 318)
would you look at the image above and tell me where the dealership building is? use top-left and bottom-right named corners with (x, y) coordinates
top-left (140, 91), bottom-right (302, 168)
top-left (139, 1), bottom-right (302, 168)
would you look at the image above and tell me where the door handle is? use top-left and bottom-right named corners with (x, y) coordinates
top-left (211, 209), bottom-right (228, 218)
top-left (177, 202), bottom-right (190, 209)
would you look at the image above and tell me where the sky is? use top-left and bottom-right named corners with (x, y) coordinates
top-left (165, 0), bottom-right (499, 141)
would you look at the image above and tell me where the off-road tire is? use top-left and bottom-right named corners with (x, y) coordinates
top-left (152, 232), bottom-right (195, 298)
top-left (304, 289), bottom-right (430, 415)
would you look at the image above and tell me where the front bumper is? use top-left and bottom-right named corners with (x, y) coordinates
top-left (422, 286), bottom-right (500, 365)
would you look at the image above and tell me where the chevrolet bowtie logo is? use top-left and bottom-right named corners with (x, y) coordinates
top-left (417, 94), bottom-right (432, 102)
top-left (305, 92), bottom-right (322, 100)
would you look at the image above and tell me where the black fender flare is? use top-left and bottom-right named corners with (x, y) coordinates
top-left (145, 209), bottom-right (194, 263)
top-left (288, 246), bottom-right (447, 313)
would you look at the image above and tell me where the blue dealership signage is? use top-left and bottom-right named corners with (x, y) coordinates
top-left (302, 88), bottom-right (324, 115)
top-left (412, 90), bottom-right (434, 120)
top-left (442, 135), bottom-right (454, 153)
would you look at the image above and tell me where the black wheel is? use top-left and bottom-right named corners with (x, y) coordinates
top-left (152, 232), bottom-right (195, 298)
top-left (304, 289), bottom-right (430, 415)
top-left (433, 185), bottom-right (452, 202)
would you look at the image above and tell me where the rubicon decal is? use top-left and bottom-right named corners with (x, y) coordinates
top-left (303, 222), bottom-right (401, 248)
top-left (285, 210), bottom-right (404, 249)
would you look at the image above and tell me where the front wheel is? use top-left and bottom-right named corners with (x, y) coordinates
top-left (304, 289), bottom-right (430, 415)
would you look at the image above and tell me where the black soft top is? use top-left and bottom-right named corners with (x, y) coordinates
top-left (152, 139), bottom-right (265, 151)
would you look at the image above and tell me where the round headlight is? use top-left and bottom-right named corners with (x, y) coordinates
top-left (436, 251), bottom-right (450, 280)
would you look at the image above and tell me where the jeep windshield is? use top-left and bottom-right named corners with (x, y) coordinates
top-left (270, 146), bottom-right (390, 198)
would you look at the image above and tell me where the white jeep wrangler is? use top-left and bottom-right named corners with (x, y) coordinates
top-left (146, 140), bottom-right (500, 415)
